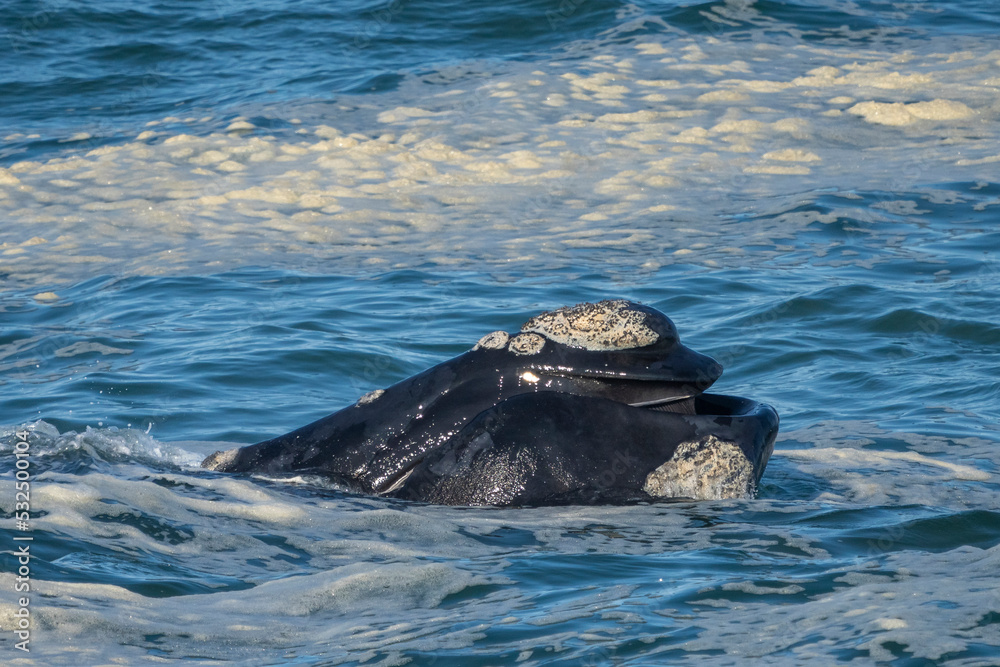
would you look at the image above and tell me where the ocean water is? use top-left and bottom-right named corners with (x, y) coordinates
top-left (2, 0), bottom-right (1000, 664)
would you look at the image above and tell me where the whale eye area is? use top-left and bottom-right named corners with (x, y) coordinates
top-left (508, 332), bottom-right (546, 355)
top-left (521, 299), bottom-right (661, 351)
top-left (472, 330), bottom-right (510, 351)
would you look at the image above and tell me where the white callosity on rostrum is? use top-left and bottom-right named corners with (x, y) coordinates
top-left (507, 332), bottom-right (546, 356)
top-left (520, 299), bottom-right (659, 351)
top-left (472, 330), bottom-right (510, 351)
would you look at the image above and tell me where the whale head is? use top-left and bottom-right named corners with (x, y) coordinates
top-left (203, 299), bottom-right (776, 505)
top-left (467, 299), bottom-right (723, 413)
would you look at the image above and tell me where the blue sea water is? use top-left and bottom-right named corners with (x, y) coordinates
top-left (2, 0), bottom-right (1000, 664)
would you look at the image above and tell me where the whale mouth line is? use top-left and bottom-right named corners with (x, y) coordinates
top-left (534, 368), bottom-right (705, 383)
top-left (379, 461), bottom-right (420, 495)
top-left (631, 394), bottom-right (700, 415)
top-left (533, 370), bottom-right (708, 413)
top-left (628, 395), bottom-right (697, 408)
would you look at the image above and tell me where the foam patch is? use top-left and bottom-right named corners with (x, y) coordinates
top-left (521, 300), bottom-right (659, 351)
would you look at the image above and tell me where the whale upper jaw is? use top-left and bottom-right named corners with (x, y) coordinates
top-left (509, 340), bottom-right (724, 412)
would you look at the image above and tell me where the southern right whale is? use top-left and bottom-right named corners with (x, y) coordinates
top-left (203, 299), bottom-right (779, 506)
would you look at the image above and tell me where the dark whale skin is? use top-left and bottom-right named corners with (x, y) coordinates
top-left (202, 300), bottom-right (779, 506)
top-left (391, 392), bottom-right (778, 506)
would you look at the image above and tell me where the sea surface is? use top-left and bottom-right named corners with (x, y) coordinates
top-left (2, 0), bottom-right (1000, 664)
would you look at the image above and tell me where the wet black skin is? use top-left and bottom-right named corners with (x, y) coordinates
top-left (204, 304), bottom-right (779, 506)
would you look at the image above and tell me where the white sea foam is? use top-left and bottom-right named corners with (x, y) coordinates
top-left (1, 36), bottom-right (998, 287)
top-left (774, 421), bottom-right (1000, 507)
top-left (1, 415), bottom-right (999, 663)
top-left (782, 446), bottom-right (991, 481)
top-left (2, 15), bottom-right (999, 664)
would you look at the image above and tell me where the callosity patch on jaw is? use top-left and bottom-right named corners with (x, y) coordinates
top-left (643, 435), bottom-right (756, 500)
top-left (520, 299), bottom-right (662, 351)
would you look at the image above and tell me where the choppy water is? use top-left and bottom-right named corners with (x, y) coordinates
top-left (2, 0), bottom-right (1000, 664)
